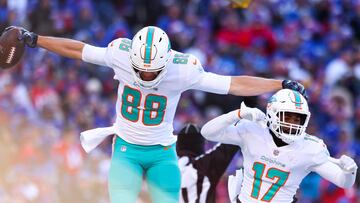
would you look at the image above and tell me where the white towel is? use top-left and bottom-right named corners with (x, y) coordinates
top-left (80, 126), bottom-right (115, 153)
top-left (228, 168), bottom-right (244, 203)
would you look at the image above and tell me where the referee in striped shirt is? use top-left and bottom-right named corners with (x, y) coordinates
top-left (177, 123), bottom-right (240, 203)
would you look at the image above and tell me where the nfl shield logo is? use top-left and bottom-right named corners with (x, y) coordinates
top-left (121, 146), bottom-right (127, 152)
top-left (273, 149), bottom-right (279, 156)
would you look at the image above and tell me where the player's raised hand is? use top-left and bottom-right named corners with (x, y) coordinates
top-left (239, 102), bottom-right (265, 121)
top-left (329, 155), bottom-right (358, 173)
top-left (282, 80), bottom-right (308, 100)
top-left (4, 26), bottom-right (38, 48)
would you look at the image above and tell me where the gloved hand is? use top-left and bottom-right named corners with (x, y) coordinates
top-left (239, 102), bottom-right (265, 122)
top-left (282, 79), bottom-right (308, 100)
top-left (4, 26), bottom-right (38, 48)
top-left (338, 155), bottom-right (358, 174)
top-left (228, 168), bottom-right (243, 203)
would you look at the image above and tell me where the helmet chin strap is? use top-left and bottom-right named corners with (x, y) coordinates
top-left (139, 71), bottom-right (159, 81)
top-left (133, 71), bottom-right (160, 89)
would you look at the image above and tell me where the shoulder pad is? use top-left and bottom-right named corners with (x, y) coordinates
top-left (304, 134), bottom-right (330, 165)
top-left (303, 134), bottom-right (322, 143)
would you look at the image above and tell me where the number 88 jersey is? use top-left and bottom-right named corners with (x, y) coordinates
top-left (100, 38), bottom-right (231, 146)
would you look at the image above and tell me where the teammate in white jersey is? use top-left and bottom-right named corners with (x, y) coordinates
top-left (201, 89), bottom-right (358, 203)
top-left (12, 25), bottom-right (307, 203)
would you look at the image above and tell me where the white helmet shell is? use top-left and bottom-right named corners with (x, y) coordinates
top-left (129, 26), bottom-right (171, 89)
top-left (266, 89), bottom-right (311, 144)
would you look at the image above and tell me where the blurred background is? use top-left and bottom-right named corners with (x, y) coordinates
top-left (0, 0), bottom-right (359, 202)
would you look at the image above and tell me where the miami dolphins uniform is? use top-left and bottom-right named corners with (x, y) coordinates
top-left (201, 112), bottom-right (331, 203)
top-left (81, 37), bottom-right (231, 203)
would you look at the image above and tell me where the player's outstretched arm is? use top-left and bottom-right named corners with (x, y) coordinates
top-left (38, 35), bottom-right (107, 66)
top-left (312, 155), bottom-right (358, 188)
top-left (5, 26), bottom-right (107, 64)
top-left (37, 35), bottom-right (85, 60)
top-left (5, 26), bottom-right (86, 60)
top-left (229, 76), bottom-right (282, 96)
top-left (228, 76), bottom-right (308, 99)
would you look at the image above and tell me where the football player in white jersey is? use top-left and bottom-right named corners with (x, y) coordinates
top-left (201, 89), bottom-right (358, 203)
top-left (12, 25), bottom-right (307, 203)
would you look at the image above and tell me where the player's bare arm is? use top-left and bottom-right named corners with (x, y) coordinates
top-left (229, 76), bottom-right (308, 99)
top-left (37, 35), bottom-right (108, 66)
top-left (229, 76), bottom-right (282, 96)
top-left (37, 35), bottom-right (85, 60)
top-left (2, 26), bottom-right (88, 60)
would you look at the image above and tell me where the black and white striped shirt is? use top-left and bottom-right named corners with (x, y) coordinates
top-left (179, 143), bottom-right (239, 203)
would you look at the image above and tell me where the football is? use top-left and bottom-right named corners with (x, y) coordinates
top-left (0, 27), bottom-right (25, 69)
top-left (230, 0), bottom-right (253, 8)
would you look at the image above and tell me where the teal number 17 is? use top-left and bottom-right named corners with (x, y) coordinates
top-left (251, 162), bottom-right (289, 202)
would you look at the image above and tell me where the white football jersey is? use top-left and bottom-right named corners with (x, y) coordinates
top-left (227, 120), bottom-right (329, 203)
top-left (86, 38), bottom-right (231, 146)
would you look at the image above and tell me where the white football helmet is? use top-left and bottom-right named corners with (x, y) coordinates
top-left (129, 26), bottom-right (172, 89)
top-left (266, 89), bottom-right (310, 144)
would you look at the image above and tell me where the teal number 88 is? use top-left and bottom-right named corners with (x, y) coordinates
top-left (121, 86), bottom-right (167, 126)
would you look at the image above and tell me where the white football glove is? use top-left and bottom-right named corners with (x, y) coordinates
top-left (239, 102), bottom-right (266, 122)
top-left (329, 155), bottom-right (358, 173)
top-left (228, 168), bottom-right (243, 203)
top-left (339, 155), bottom-right (358, 173)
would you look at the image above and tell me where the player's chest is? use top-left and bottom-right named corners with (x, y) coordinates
top-left (117, 83), bottom-right (180, 103)
top-left (114, 66), bottom-right (183, 93)
top-left (243, 139), bottom-right (310, 171)
top-left (116, 83), bottom-right (181, 125)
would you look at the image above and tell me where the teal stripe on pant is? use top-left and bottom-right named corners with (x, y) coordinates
top-left (109, 136), bottom-right (180, 203)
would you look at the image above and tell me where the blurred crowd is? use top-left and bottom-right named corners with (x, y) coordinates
top-left (0, 0), bottom-right (359, 202)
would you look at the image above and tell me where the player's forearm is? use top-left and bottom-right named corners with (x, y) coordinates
top-left (313, 160), bottom-right (357, 188)
top-left (201, 110), bottom-right (239, 142)
top-left (228, 76), bottom-right (282, 96)
top-left (37, 35), bottom-right (85, 60)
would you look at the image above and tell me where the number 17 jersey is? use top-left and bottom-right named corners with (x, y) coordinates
top-left (232, 120), bottom-right (329, 203)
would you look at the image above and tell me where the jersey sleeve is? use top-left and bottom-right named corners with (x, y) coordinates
top-left (181, 54), bottom-right (231, 94)
top-left (306, 136), bottom-right (330, 168)
top-left (82, 38), bottom-right (131, 72)
top-left (201, 110), bottom-right (249, 147)
top-left (82, 44), bottom-right (107, 66)
top-left (104, 38), bottom-right (132, 70)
